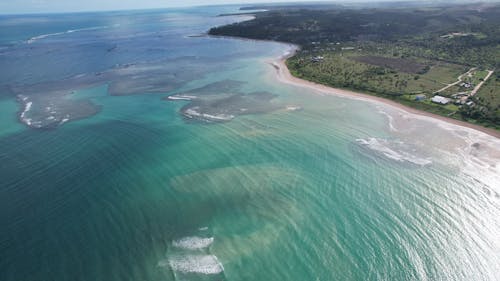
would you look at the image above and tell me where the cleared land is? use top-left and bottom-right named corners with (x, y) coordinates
top-left (287, 50), bottom-right (468, 117)
top-left (351, 56), bottom-right (427, 74)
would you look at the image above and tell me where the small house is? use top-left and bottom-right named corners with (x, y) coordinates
top-left (415, 94), bottom-right (426, 101)
top-left (431, 95), bottom-right (450, 105)
top-left (461, 82), bottom-right (472, 88)
top-left (311, 56), bottom-right (324, 62)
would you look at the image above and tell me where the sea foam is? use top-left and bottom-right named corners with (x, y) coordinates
top-left (164, 254), bottom-right (224, 274)
top-left (172, 236), bottom-right (214, 250)
top-left (356, 137), bottom-right (432, 166)
top-left (26, 26), bottom-right (110, 44)
top-left (184, 107), bottom-right (235, 122)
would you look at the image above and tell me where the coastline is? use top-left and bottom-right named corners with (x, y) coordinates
top-left (272, 45), bottom-right (500, 139)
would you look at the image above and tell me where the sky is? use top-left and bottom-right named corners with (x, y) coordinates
top-left (0, 0), bottom-right (342, 14)
top-left (1, 0), bottom-right (485, 14)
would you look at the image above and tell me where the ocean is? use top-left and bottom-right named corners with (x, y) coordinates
top-left (1, 6), bottom-right (499, 281)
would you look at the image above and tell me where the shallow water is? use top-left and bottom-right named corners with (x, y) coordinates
top-left (1, 6), bottom-right (499, 281)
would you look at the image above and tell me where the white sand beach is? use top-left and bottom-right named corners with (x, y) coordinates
top-left (271, 45), bottom-right (500, 139)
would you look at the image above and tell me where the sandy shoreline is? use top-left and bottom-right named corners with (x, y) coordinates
top-left (272, 46), bottom-right (500, 139)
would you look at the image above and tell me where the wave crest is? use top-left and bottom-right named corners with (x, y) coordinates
top-left (161, 254), bottom-right (224, 275)
top-left (26, 26), bottom-right (110, 44)
top-left (356, 137), bottom-right (432, 166)
top-left (172, 236), bottom-right (214, 250)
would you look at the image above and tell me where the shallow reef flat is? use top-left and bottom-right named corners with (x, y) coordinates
top-left (16, 93), bottom-right (100, 128)
top-left (8, 57), bottom-right (225, 128)
top-left (166, 80), bottom-right (280, 123)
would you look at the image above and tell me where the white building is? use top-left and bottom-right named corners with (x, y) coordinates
top-left (311, 56), bottom-right (324, 62)
top-left (431, 95), bottom-right (450, 105)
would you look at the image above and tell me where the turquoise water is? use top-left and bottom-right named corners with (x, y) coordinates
top-left (1, 7), bottom-right (500, 281)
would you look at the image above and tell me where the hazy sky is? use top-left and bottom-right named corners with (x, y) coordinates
top-left (0, 0), bottom-right (344, 14)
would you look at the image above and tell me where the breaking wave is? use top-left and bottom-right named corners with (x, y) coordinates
top-left (376, 107), bottom-right (396, 132)
top-left (356, 137), bottom-right (432, 166)
top-left (26, 26), bottom-right (111, 44)
top-left (449, 131), bottom-right (500, 189)
top-left (167, 95), bottom-right (197, 101)
top-left (162, 254), bottom-right (224, 275)
top-left (158, 226), bottom-right (225, 280)
top-left (183, 107), bottom-right (235, 122)
top-left (172, 236), bottom-right (214, 250)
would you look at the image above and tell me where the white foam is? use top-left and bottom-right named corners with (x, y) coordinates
top-left (356, 138), bottom-right (432, 166)
top-left (167, 95), bottom-right (197, 101)
top-left (371, 104), bottom-right (499, 188)
top-left (184, 107), bottom-right (234, 121)
top-left (27, 33), bottom-right (61, 43)
top-left (165, 254), bottom-right (224, 274)
top-left (286, 105), bottom-right (302, 111)
top-left (74, 74), bottom-right (86, 79)
top-left (448, 132), bottom-right (500, 189)
top-left (172, 236), bottom-right (214, 250)
top-left (26, 26), bottom-right (109, 44)
top-left (20, 101), bottom-right (33, 126)
top-left (20, 101), bottom-right (32, 119)
top-left (377, 106), bottom-right (396, 132)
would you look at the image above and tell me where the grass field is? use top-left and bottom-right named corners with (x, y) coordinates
top-left (474, 73), bottom-right (500, 127)
top-left (477, 74), bottom-right (499, 103)
top-left (465, 69), bottom-right (490, 86)
top-left (288, 50), bottom-right (499, 128)
top-left (288, 49), bottom-right (466, 97)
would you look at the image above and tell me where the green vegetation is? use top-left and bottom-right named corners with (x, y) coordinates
top-left (209, 2), bottom-right (500, 129)
top-left (467, 72), bottom-right (500, 127)
top-left (286, 50), bottom-right (464, 117)
top-left (287, 50), bottom-right (466, 95)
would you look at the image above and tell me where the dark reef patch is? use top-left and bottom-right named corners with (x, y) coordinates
top-left (166, 80), bottom-right (281, 123)
top-left (8, 57), bottom-right (224, 129)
